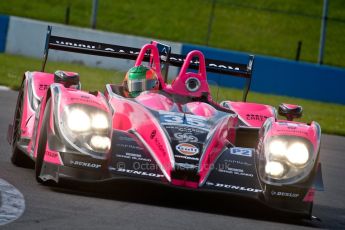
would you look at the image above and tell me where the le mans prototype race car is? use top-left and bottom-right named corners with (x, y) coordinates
top-left (8, 26), bottom-right (323, 219)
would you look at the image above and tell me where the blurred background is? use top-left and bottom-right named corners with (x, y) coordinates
top-left (0, 0), bottom-right (344, 67)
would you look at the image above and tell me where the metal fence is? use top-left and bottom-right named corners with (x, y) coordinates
top-left (203, 0), bottom-right (344, 67)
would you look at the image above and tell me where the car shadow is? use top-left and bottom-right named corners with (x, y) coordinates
top-left (46, 179), bottom-right (334, 228)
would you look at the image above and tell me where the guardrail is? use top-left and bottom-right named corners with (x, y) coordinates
top-left (182, 44), bottom-right (345, 104)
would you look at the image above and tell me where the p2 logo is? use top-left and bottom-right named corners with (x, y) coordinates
top-left (230, 147), bottom-right (253, 157)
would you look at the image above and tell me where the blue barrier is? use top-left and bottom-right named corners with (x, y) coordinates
top-left (182, 44), bottom-right (345, 105)
top-left (0, 15), bottom-right (9, 52)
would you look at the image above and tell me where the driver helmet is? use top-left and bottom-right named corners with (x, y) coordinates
top-left (123, 65), bottom-right (159, 97)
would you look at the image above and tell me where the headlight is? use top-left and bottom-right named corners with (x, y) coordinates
top-left (67, 108), bottom-right (91, 132)
top-left (90, 135), bottom-right (111, 151)
top-left (91, 113), bottom-right (109, 130)
top-left (59, 104), bottom-right (112, 156)
top-left (259, 136), bottom-right (314, 184)
top-left (267, 139), bottom-right (309, 167)
top-left (265, 161), bottom-right (285, 178)
top-left (268, 140), bottom-right (287, 158)
top-left (286, 142), bottom-right (309, 166)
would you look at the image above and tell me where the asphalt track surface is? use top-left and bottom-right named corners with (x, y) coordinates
top-left (0, 89), bottom-right (345, 229)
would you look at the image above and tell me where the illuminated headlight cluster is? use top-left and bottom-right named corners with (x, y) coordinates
top-left (261, 137), bottom-right (314, 183)
top-left (90, 135), bottom-right (111, 150)
top-left (67, 108), bottom-right (109, 132)
top-left (268, 140), bottom-right (309, 166)
top-left (265, 161), bottom-right (285, 178)
top-left (60, 105), bottom-right (112, 154)
top-left (67, 109), bottom-right (91, 132)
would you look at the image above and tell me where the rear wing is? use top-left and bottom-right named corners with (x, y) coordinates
top-left (42, 26), bottom-right (254, 101)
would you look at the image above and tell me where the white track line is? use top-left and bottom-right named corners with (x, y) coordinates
top-left (0, 86), bottom-right (10, 91)
top-left (0, 179), bottom-right (25, 226)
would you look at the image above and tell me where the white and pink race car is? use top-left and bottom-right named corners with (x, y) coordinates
top-left (8, 26), bottom-right (323, 219)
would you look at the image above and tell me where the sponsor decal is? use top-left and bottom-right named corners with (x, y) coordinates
top-left (125, 152), bottom-right (141, 158)
top-left (55, 40), bottom-right (96, 49)
top-left (276, 122), bottom-right (309, 134)
top-left (176, 143), bottom-right (199, 156)
top-left (229, 147), bottom-right (253, 157)
top-left (174, 132), bottom-right (198, 143)
top-left (111, 167), bottom-right (164, 178)
top-left (70, 97), bottom-right (101, 106)
top-left (246, 114), bottom-right (268, 121)
top-left (150, 130), bottom-right (157, 139)
top-left (133, 162), bottom-right (161, 171)
top-left (118, 136), bottom-right (135, 142)
top-left (104, 48), bottom-right (140, 55)
top-left (153, 137), bottom-right (167, 157)
top-left (278, 122), bottom-right (308, 128)
top-left (218, 167), bottom-right (253, 177)
top-left (175, 163), bottom-right (198, 170)
top-left (271, 191), bottom-right (300, 198)
top-left (174, 155), bottom-right (199, 161)
top-left (276, 129), bottom-right (308, 135)
top-left (207, 63), bottom-right (240, 71)
top-left (146, 129), bottom-right (167, 157)
top-left (225, 159), bottom-right (252, 167)
top-left (39, 84), bottom-right (49, 90)
top-left (46, 150), bottom-right (58, 158)
top-left (116, 143), bottom-right (144, 150)
top-left (165, 126), bottom-right (207, 135)
top-left (168, 56), bottom-right (240, 71)
top-left (69, 160), bottom-right (101, 169)
top-left (206, 181), bottom-right (262, 193)
top-left (115, 153), bottom-right (151, 162)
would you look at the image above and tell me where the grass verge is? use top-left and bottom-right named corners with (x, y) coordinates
top-left (0, 53), bottom-right (344, 136)
top-left (0, 0), bottom-right (344, 67)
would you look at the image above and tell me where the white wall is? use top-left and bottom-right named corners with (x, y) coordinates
top-left (5, 16), bottom-right (181, 76)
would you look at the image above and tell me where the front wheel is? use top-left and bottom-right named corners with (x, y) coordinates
top-left (11, 81), bottom-right (33, 168)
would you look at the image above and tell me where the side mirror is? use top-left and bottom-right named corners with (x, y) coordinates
top-left (278, 103), bottom-right (303, 121)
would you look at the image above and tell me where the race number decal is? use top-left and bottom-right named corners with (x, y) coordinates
top-left (230, 147), bottom-right (253, 157)
top-left (159, 112), bottom-right (208, 129)
top-left (174, 133), bottom-right (198, 143)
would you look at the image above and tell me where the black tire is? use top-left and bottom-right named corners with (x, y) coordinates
top-left (11, 81), bottom-right (34, 168)
top-left (35, 98), bottom-right (51, 183)
top-left (307, 202), bottom-right (314, 219)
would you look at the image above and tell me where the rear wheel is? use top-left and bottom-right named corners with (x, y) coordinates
top-left (11, 81), bottom-right (33, 168)
top-left (35, 99), bottom-right (51, 183)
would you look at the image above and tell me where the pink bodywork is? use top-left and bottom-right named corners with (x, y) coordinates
top-left (109, 95), bottom-right (174, 181)
top-left (184, 102), bottom-right (217, 118)
top-left (109, 92), bottom-right (233, 185)
top-left (39, 85), bottom-right (110, 165)
top-left (23, 72), bottom-right (54, 154)
top-left (21, 72), bottom-right (54, 142)
top-left (165, 50), bottom-right (211, 99)
top-left (106, 44), bottom-right (237, 186)
top-left (135, 92), bottom-right (174, 111)
top-left (17, 42), bottom-right (320, 192)
top-left (198, 116), bottom-right (236, 184)
top-left (222, 101), bottom-right (276, 127)
top-left (20, 70), bottom-right (110, 166)
top-left (265, 120), bottom-right (320, 151)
